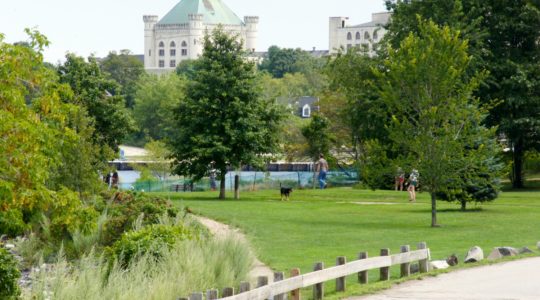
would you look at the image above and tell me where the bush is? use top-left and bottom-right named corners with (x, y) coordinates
top-left (0, 248), bottom-right (21, 300)
top-left (101, 191), bottom-right (178, 245)
top-left (110, 224), bottom-right (193, 266)
top-left (0, 209), bottom-right (28, 237)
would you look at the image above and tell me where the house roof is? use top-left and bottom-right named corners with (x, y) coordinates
top-left (158, 0), bottom-right (244, 26)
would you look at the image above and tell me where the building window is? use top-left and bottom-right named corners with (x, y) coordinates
top-left (347, 32), bottom-right (352, 40)
top-left (149, 50), bottom-right (151, 56)
top-left (181, 49), bottom-right (188, 56)
top-left (373, 31), bottom-right (379, 41)
top-left (356, 32), bottom-right (361, 40)
top-left (170, 49), bottom-right (176, 56)
top-left (170, 60), bottom-right (176, 68)
top-left (302, 104), bottom-right (311, 118)
top-left (170, 41), bottom-right (176, 48)
top-left (347, 44), bottom-right (352, 50)
top-left (159, 41), bottom-right (165, 57)
top-left (364, 32), bottom-right (370, 40)
top-left (159, 60), bottom-right (165, 68)
top-left (342, 20), bottom-right (345, 28)
top-left (181, 41), bottom-right (187, 47)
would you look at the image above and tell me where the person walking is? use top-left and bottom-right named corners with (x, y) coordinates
top-left (407, 169), bottom-right (419, 202)
top-left (316, 154), bottom-right (329, 189)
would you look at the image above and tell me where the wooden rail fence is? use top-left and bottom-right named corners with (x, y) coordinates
top-left (182, 242), bottom-right (430, 300)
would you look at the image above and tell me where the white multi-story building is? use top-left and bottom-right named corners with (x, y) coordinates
top-left (329, 12), bottom-right (391, 55)
top-left (143, 0), bottom-right (258, 73)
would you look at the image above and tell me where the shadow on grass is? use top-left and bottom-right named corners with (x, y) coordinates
top-left (406, 207), bottom-right (485, 214)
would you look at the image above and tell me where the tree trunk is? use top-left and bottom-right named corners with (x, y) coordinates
top-left (512, 139), bottom-right (524, 189)
top-left (234, 174), bottom-right (240, 199)
top-left (430, 192), bottom-right (439, 227)
top-left (219, 170), bottom-right (226, 199)
top-left (461, 200), bottom-right (467, 211)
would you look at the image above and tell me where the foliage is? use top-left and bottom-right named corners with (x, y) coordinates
top-left (133, 73), bottom-right (186, 143)
top-left (99, 49), bottom-right (145, 109)
top-left (0, 248), bottom-right (20, 300)
top-left (0, 209), bottom-right (29, 237)
top-left (100, 191), bottom-right (178, 245)
top-left (29, 236), bottom-right (253, 300)
top-left (375, 19), bottom-right (499, 226)
top-left (279, 115), bottom-right (310, 162)
top-left (58, 53), bottom-right (135, 157)
top-left (170, 28), bottom-right (283, 199)
top-left (0, 30), bottom-right (99, 240)
top-left (259, 45), bottom-right (316, 78)
top-left (385, 0), bottom-right (540, 188)
top-left (324, 47), bottom-right (386, 165)
top-left (176, 59), bottom-right (198, 80)
top-left (109, 224), bottom-right (193, 266)
top-left (301, 114), bottom-right (335, 162)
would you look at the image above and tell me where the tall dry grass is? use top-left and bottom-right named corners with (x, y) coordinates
top-left (26, 234), bottom-right (253, 300)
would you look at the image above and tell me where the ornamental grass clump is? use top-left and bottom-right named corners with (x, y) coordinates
top-left (27, 235), bottom-right (253, 300)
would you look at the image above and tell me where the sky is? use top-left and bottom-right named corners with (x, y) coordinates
top-left (0, 0), bottom-right (387, 64)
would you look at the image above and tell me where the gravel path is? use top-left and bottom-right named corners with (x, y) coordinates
top-left (194, 216), bottom-right (275, 282)
top-left (350, 257), bottom-right (540, 300)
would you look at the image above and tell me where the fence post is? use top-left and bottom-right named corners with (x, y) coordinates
top-left (418, 242), bottom-right (429, 273)
top-left (239, 282), bottom-right (251, 293)
top-left (380, 248), bottom-right (390, 281)
top-left (400, 245), bottom-right (411, 277)
top-left (336, 256), bottom-right (346, 292)
top-left (234, 174), bottom-right (240, 199)
top-left (206, 289), bottom-right (218, 300)
top-left (290, 268), bottom-right (301, 300)
top-left (313, 262), bottom-right (324, 300)
top-left (257, 276), bottom-right (269, 288)
top-left (222, 287), bottom-right (234, 298)
top-left (189, 292), bottom-right (203, 300)
top-left (358, 252), bottom-right (368, 284)
top-left (274, 272), bottom-right (285, 300)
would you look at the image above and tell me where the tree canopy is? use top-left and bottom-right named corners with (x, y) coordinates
top-left (376, 19), bottom-right (500, 227)
top-left (169, 28), bottom-right (283, 199)
top-left (385, 0), bottom-right (540, 188)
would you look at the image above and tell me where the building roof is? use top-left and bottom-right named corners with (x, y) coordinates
top-left (158, 0), bottom-right (244, 26)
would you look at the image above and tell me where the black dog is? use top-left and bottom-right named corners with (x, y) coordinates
top-left (280, 184), bottom-right (293, 201)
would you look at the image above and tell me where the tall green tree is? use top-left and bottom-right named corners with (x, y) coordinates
top-left (377, 20), bottom-right (499, 227)
top-left (170, 28), bottom-right (283, 199)
top-left (324, 47), bottom-right (385, 164)
top-left (385, 0), bottom-right (540, 188)
top-left (133, 73), bottom-right (186, 143)
top-left (0, 29), bottom-right (98, 236)
top-left (301, 114), bottom-right (335, 162)
top-left (99, 50), bottom-right (145, 108)
top-left (58, 54), bottom-right (135, 160)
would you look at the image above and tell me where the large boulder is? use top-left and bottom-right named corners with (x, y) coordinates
top-left (465, 246), bottom-right (484, 263)
top-left (429, 260), bottom-right (449, 270)
top-left (518, 247), bottom-right (534, 254)
top-left (487, 247), bottom-right (519, 260)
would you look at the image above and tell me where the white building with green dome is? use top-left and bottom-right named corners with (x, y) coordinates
top-left (143, 0), bottom-right (258, 73)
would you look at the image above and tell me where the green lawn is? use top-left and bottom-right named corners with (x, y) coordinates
top-left (156, 187), bottom-right (539, 296)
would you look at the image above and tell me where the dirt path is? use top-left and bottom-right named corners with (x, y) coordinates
top-left (194, 216), bottom-right (275, 282)
top-left (350, 257), bottom-right (540, 300)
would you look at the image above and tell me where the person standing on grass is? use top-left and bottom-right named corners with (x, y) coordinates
top-left (395, 167), bottom-right (405, 191)
top-left (316, 154), bottom-right (329, 189)
top-left (408, 169), bottom-right (419, 202)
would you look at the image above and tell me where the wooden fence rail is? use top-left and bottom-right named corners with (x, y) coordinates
top-left (184, 242), bottom-right (430, 300)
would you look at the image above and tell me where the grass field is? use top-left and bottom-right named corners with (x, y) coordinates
top-left (155, 185), bottom-right (539, 297)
